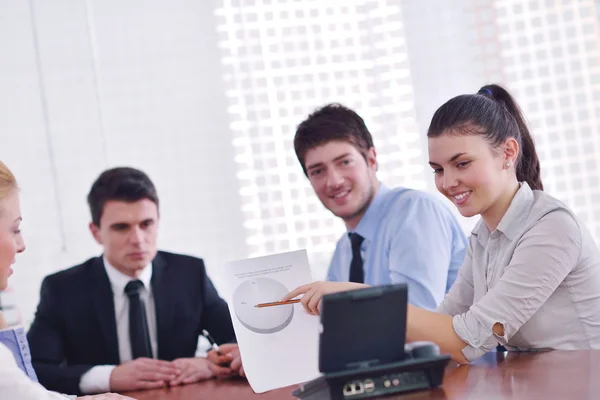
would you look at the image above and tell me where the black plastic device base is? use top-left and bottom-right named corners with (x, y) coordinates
top-left (292, 355), bottom-right (450, 400)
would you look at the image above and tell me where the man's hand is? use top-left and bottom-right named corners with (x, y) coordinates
top-left (78, 394), bottom-right (135, 399)
top-left (109, 358), bottom-right (181, 392)
top-left (228, 347), bottom-right (245, 378)
top-left (206, 344), bottom-right (245, 379)
top-left (169, 357), bottom-right (213, 386)
top-left (282, 281), bottom-right (369, 315)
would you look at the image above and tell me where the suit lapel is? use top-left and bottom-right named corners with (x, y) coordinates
top-left (90, 257), bottom-right (120, 364)
top-left (151, 253), bottom-right (173, 359)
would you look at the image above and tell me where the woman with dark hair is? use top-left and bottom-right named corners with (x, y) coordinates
top-left (285, 84), bottom-right (600, 363)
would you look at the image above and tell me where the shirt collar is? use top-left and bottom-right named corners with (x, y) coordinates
top-left (352, 183), bottom-right (390, 242)
top-left (103, 256), bottom-right (153, 295)
top-left (496, 182), bottom-right (534, 240)
top-left (472, 182), bottom-right (535, 242)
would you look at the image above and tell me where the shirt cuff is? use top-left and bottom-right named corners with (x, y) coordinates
top-left (452, 313), bottom-right (497, 362)
top-left (79, 365), bottom-right (116, 394)
top-left (51, 393), bottom-right (77, 399)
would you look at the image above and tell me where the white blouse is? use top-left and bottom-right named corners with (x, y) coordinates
top-left (438, 182), bottom-right (600, 361)
top-left (0, 341), bottom-right (73, 399)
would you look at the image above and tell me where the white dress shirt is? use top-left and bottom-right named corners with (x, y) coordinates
top-left (79, 259), bottom-right (157, 394)
top-left (0, 342), bottom-right (75, 399)
top-left (438, 182), bottom-right (600, 361)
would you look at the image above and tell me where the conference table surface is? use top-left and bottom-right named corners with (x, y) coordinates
top-left (124, 350), bottom-right (600, 399)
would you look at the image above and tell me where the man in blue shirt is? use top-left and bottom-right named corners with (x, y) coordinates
top-left (291, 103), bottom-right (467, 310)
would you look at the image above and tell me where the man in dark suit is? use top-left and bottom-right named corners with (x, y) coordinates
top-left (27, 167), bottom-right (243, 395)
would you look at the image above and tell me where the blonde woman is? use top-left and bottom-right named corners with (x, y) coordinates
top-left (0, 161), bottom-right (133, 400)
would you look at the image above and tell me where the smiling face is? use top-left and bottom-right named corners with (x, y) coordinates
top-left (428, 131), bottom-right (519, 228)
top-left (0, 189), bottom-right (25, 290)
top-left (304, 140), bottom-right (379, 229)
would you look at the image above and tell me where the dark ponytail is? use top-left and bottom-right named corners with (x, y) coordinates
top-left (428, 84), bottom-right (543, 191)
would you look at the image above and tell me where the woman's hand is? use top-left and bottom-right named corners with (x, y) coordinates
top-left (0, 311), bottom-right (7, 329)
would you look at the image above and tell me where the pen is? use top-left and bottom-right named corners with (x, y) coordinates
top-left (254, 299), bottom-right (301, 308)
top-left (202, 329), bottom-right (222, 356)
top-left (202, 329), bottom-right (232, 368)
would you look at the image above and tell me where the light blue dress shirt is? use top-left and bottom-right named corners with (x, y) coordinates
top-left (0, 327), bottom-right (38, 382)
top-left (327, 184), bottom-right (468, 310)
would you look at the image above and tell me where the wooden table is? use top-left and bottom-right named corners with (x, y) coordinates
top-left (124, 350), bottom-right (600, 399)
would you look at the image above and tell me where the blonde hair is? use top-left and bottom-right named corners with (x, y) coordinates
top-left (0, 161), bottom-right (17, 201)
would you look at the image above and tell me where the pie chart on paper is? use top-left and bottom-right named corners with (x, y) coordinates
top-left (233, 277), bottom-right (294, 334)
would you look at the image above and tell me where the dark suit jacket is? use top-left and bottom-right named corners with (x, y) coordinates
top-left (27, 251), bottom-right (235, 395)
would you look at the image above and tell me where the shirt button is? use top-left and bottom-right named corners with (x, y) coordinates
top-left (473, 339), bottom-right (480, 346)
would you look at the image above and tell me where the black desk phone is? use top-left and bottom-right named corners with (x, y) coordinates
top-left (292, 284), bottom-right (450, 399)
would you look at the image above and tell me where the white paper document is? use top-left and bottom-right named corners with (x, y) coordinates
top-left (221, 249), bottom-right (321, 393)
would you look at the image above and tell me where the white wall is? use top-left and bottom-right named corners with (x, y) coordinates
top-left (0, 0), bottom-right (247, 325)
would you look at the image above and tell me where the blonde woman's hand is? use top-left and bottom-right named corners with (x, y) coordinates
top-left (0, 311), bottom-right (7, 329)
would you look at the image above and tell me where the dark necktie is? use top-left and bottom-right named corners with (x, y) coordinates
top-left (124, 280), bottom-right (153, 359)
top-left (348, 232), bottom-right (365, 283)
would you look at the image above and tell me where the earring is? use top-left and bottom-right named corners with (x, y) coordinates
top-left (504, 161), bottom-right (512, 169)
